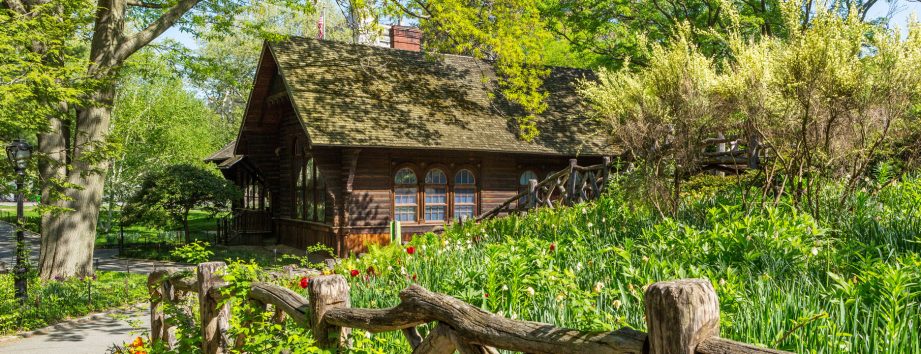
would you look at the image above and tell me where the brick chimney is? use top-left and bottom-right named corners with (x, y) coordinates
top-left (389, 25), bottom-right (422, 52)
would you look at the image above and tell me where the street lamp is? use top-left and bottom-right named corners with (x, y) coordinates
top-left (6, 139), bottom-right (32, 303)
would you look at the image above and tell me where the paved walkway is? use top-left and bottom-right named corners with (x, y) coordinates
top-left (0, 221), bottom-right (187, 353)
top-left (0, 307), bottom-right (149, 354)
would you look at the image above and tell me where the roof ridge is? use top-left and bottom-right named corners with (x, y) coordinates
top-left (275, 35), bottom-right (594, 72)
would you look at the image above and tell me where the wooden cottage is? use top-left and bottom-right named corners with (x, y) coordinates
top-left (207, 27), bottom-right (614, 256)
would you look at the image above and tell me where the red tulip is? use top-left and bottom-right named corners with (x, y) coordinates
top-left (350, 269), bottom-right (360, 277)
top-left (549, 243), bottom-right (556, 252)
top-left (299, 277), bottom-right (309, 289)
top-left (484, 293), bottom-right (489, 298)
top-left (412, 274), bottom-right (417, 281)
top-left (406, 246), bottom-right (415, 255)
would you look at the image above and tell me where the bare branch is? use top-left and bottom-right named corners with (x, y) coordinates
top-left (3, 0), bottom-right (28, 14)
top-left (115, 0), bottom-right (202, 62)
top-left (127, 0), bottom-right (169, 9)
top-left (388, 0), bottom-right (430, 19)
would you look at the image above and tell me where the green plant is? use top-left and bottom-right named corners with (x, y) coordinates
top-left (170, 241), bottom-right (214, 264)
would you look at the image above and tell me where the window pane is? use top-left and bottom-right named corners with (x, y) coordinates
top-left (519, 170), bottom-right (537, 185)
top-left (454, 169), bottom-right (475, 184)
top-left (425, 169), bottom-right (447, 184)
top-left (395, 206), bottom-right (416, 222)
top-left (454, 205), bottom-right (475, 220)
top-left (425, 187), bottom-right (446, 204)
top-left (394, 168), bottom-right (417, 184)
top-left (395, 187), bottom-right (417, 222)
top-left (295, 167), bottom-right (305, 218)
top-left (425, 206), bottom-right (446, 221)
top-left (454, 187), bottom-right (475, 204)
top-left (315, 164), bottom-right (326, 222)
top-left (395, 188), bottom-right (417, 204)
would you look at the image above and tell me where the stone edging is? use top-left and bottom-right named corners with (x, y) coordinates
top-left (0, 302), bottom-right (147, 344)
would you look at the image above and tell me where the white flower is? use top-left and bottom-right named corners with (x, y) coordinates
top-left (611, 299), bottom-right (622, 309)
top-left (642, 255), bottom-right (649, 262)
top-left (587, 222), bottom-right (593, 228)
top-left (575, 262), bottom-right (583, 272)
top-left (811, 247), bottom-right (819, 256)
top-left (400, 266), bottom-right (407, 275)
top-left (581, 208), bottom-right (587, 214)
top-left (526, 287), bottom-right (536, 296)
top-left (501, 285), bottom-right (509, 291)
top-left (510, 313), bottom-right (518, 320)
top-left (602, 217), bottom-right (606, 223)
top-left (593, 282), bottom-right (605, 293)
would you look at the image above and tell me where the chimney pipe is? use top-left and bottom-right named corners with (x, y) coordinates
top-left (389, 25), bottom-right (422, 52)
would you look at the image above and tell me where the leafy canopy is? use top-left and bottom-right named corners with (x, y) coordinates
top-left (123, 164), bottom-right (240, 232)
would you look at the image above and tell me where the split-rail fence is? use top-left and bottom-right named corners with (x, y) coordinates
top-left (148, 261), bottom-right (791, 354)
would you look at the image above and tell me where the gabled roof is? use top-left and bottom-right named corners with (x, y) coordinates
top-left (254, 37), bottom-right (614, 156)
top-left (205, 140), bottom-right (237, 162)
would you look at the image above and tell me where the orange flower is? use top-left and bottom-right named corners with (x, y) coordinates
top-left (131, 337), bottom-right (144, 347)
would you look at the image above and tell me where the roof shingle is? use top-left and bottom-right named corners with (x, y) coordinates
top-left (269, 37), bottom-right (613, 156)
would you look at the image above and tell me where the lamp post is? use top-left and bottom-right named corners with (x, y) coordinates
top-left (6, 139), bottom-right (32, 303)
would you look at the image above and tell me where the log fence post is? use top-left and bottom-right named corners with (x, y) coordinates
top-left (527, 178), bottom-right (538, 209)
top-left (644, 279), bottom-right (720, 354)
top-left (308, 274), bottom-right (351, 349)
top-left (148, 270), bottom-right (167, 344)
top-left (198, 262), bottom-right (230, 354)
top-left (566, 159), bottom-right (578, 205)
top-left (601, 156), bottom-right (611, 191)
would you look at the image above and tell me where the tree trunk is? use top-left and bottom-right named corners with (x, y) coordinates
top-left (39, 0), bottom-right (125, 279)
top-left (39, 90), bottom-right (115, 278)
top-left (183, 213), bottom-right (191, 244)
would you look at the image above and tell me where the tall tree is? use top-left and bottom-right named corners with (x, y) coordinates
top-left (2, 0), bottom-right (313, 279)
top-left (103, 50), bottom-right (223, 232)
top-left (185, 0), bottom-right (351, 139)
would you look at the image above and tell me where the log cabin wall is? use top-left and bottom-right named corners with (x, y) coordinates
top-left (342, 148), bottom-right (602, 252)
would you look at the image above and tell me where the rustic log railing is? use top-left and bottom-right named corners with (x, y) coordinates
top-left (477, 157), bottom-right (615, 221)
top-left (148, 262), bottom-right (792, 354)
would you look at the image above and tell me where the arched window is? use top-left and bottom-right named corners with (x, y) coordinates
top-left (394, 168), bottom-right (418, 222)
top-left (295, 155), bottom-right (328, 222)
top-left (518, 170), bottom-right (538, 207)
top-left (424, 169), bottom-right (447, 222)
top-left (454, 169), bottom-right (476, 220)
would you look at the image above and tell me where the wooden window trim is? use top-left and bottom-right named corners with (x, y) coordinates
top-left (452, 168), bottom-right (477, 221)
top-left (392, 164), bottom-right (420, 224)
top-left (423, 167), bottom-right (449, 224)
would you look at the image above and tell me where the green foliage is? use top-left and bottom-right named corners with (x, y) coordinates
top-left (582, 9), bottom-right (921, 215)
top-left (170, 241), bottom-right (215, 264)
top-left (0, 271), bottom-right (147, 335)
top-left (333, 176), bottom-right (921, 353)
top-left (0, 0), bottom-right (92, 138)
top-left (123, 163), bottom-right (240, 241)
top-left (107, 50), bottom-right (225, 206)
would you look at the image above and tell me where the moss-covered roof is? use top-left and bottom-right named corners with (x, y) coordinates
top-left (268, 37), bottom-right (614, 156)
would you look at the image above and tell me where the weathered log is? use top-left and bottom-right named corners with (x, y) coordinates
top-left (247, 282), bottom-right (310, 325)
top-left (645, 279), bottom-right (719, 354)
top-left (198, 262), bottom-right (230, 354)
top-left (159, 274), bottom-right (178, 348)
top-left (323, 297), bottom-right (429, 332)
top-left (308, 275), bottom-right (351, 349)
top-left (403, 327), bottom-right (423, 349)
top-left (412, 323), bottom-right (455, 354)
top-left (697, 337), bottom-right (792, 354)
top-left (383, 284), bottom-right (646, 354)
top-left (172, 275), bottom-right (197, 293)
top-left (148, 270), bottom-right (167, 344)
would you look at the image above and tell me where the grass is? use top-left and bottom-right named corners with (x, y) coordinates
top-left (0, 206), bottom-right (222, 247)
top-left (327, 176), bottom-right (921, 353)
top-left (0, 271), bottom-right (148, 335)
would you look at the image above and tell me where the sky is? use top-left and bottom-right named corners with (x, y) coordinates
top-left (161, 1), bottom-right (921, 49)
